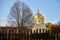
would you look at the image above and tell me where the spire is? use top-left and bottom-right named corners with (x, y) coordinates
top-left (37, 10), bottom-right (39, 13)
top-left (36, 9), bottom-right (40, 15)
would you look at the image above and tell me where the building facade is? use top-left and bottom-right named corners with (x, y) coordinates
top-left (32, 10), bottom-right (49, 33)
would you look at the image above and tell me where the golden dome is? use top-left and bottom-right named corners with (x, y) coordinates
top-left (33, 10), bottom-right (44, 20)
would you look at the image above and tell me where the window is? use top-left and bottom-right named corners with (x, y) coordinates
top-left (38, 20), bottom-right (40, 22)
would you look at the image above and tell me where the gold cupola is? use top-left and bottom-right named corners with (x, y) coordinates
top-left (33, 10), bottom-right (44, 22)
top-left (32, 10), bottom-right (49, 33)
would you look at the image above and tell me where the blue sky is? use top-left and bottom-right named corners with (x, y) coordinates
top-left (0, 0), bottom-right (60, 26)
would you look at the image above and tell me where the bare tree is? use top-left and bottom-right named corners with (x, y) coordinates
top-left (8, 1), bottom-right (32, 27)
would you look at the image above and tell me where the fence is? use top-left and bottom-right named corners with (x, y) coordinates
top-left (0, 28), bottom-right (59, 40)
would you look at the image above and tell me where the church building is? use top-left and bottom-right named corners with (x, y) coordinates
top-left (32, 10), bottom-right (49, 33)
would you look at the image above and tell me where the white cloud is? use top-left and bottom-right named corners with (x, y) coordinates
top-left (0, 18), bottom-right (7, 26)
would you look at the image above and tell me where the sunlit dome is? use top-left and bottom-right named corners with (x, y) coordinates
top-left (33, 10), bottom-right (44, 20)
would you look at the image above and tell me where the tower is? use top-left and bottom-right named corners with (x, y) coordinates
top-left (32, 10), bottom-right (46, 33)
